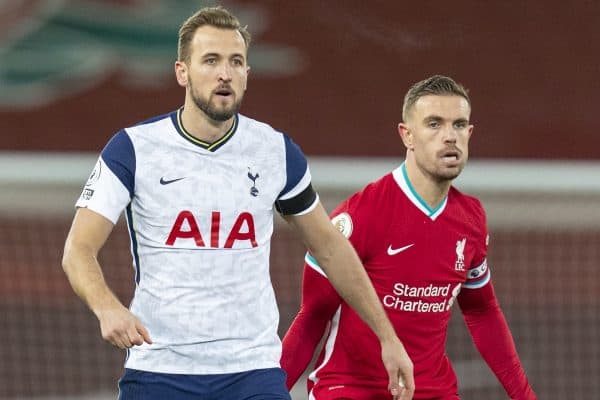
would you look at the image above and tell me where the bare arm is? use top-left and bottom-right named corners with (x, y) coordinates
top-left (62, 208), bottom-right (151, 349)
top-left (285, 202), bottom-right (414, 400)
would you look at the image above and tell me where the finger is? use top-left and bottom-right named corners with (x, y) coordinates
top-left (109, 335), bottom-right (127, 349)
top-left (117, 331), bottom-right (133, 348)
top-left (398, 374), bottom-right (415, 400)
top-left (388, 372), bottom-right (400, 399)
top-left (389, 385), bottom-right (399, 400)
top-left (136, 322), bottom-right (153, 344)
top-left (390, 386), bottom-right (399, 400)
top-left (102, 331), bottom-right (124, 348)
top-left (389, 371), bottom-right (413, 400)
top-left (129, 332), bottom-right (144, 346)
top-left (399, 386), bottom-right (414, 400)
top-left (386, 367), bottom-right (399, 388)
top-left (127, 322), bottom-right (146, 346)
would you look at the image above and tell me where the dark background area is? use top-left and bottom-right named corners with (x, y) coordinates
top-left (1, 0), bottom-right (599, 159)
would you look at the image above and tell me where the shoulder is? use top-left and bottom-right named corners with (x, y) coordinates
top-left (123, 111), bottom-right (176, 138)
top-left (238, 114), bottom-right (286, 140)
top-left (451, 186), bottom-right (485, 212)
top-left (236, 114), bottom-right (300, 159)
top-left (350, 173), bottom-right (396, 208)
top-left (333, 173), bottom-right (394, 220)
top-left (449, 186), bottom-right (487, 231)
top-left (238, 114), bottom-right (310, 173)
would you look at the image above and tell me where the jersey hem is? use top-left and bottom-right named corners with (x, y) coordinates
top-left (125, 358), bottom-right (280, 375)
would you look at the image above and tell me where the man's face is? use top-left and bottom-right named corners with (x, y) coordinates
top-left (181, 25), bottom-right (249, 121)
top-left (402, 95), bottom-right (473, 182)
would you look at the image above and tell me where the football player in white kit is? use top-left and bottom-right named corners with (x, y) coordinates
top-left (61, 6), bottom-right (414, 400)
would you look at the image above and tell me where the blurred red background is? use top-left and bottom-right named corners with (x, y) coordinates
top-left (1, 0), bottom-right (599, 159)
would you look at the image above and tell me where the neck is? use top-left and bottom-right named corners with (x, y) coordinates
top-left (180, 100), bottom-right (234, 143)
top-left (403, 157), bottom-right (452, 209)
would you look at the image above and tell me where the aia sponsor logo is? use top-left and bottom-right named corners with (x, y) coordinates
top-left (165, 211), bottom-right (257, 249)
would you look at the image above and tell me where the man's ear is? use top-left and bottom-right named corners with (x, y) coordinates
top-left (243, 65), bottom-right (250, 91)
top-left (174, 61), bottom-right (188, 87)
top-left (398, 123), bottom-right (414, 150)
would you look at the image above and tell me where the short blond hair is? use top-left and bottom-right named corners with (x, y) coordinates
top-left (402, 75), bottom-right (470, 121)
top-left (178, 6), bottom-right (251, 63)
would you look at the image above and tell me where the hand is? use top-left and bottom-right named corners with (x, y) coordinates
top-left (97, 305), bottom-right (152, 349)
top-left (381, 336), bottom-right (414, 400)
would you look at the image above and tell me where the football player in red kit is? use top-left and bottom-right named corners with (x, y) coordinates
top-left (281, 75), bottom-right (537, 400)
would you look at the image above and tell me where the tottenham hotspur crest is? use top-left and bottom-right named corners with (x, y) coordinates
top-left (247, 168), bottom-right (260, 197)
top-left (454, 238), bottom-right (466, 271)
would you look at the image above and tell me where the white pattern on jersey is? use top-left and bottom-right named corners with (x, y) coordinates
top-left (76, 111), bottom-right (317, 374)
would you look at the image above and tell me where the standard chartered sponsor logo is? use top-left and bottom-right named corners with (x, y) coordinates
top-left (383, 282), bottom-right (462, 312)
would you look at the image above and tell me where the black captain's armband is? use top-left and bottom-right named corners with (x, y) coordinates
top-left (275, 184), bottom-right (317, 216)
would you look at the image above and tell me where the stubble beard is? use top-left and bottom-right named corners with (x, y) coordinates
top-left (189, 82), bottom-right (243, 122)
top-left (433, 160), bottom-right (465, 183)
top-left (434, 168), bottom-right (462, 182)
top-left (418, 158), bottom-right (465, 184)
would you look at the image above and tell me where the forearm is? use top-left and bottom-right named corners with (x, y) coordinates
top-left (466, 309), bottom-right (535, 399)
top-left (62, 243), bottom-right (123, 318)
top-left (461, 286), bottom-right (536, 400)
top-left (312, 230), bottom-right (413, 395)
top-left (285, 203), bottom-right (414, 397)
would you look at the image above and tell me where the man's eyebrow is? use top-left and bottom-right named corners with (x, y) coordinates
top-left (422, 116), bottom-right (470, 123)
top-left (201, 52), bottom-right (245, 60)
top-left (453, 117), bottom-right (470, 124)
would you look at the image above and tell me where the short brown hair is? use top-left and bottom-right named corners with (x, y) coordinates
top-left (178, 6), bottom-right (251, 62)
top-left (402, 75), bottom-right (470, 121)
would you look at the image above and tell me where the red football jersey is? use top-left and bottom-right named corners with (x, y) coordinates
top-left (305, 164), bottom-right (490, 399)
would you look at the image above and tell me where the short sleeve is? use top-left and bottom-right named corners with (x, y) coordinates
top-left (275, 135), bottom-right (318, 216)
top-left (75, 130), bottom-right (135, 224)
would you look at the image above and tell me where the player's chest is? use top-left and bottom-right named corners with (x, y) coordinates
top-left (134, 150), bottom-right (284, 212)
top-left (368, 214), bottom-right (477, 284)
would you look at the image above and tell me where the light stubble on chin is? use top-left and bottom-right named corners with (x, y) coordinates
top-left (188, 82), bottom-right (242, 122)
top-left (434, 165), bottom-right (464, 182)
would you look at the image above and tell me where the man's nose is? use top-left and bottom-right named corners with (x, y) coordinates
top-left (444, 126), bottom-right (458, 142)
top-left (218, 63), bottom-right (232, 81)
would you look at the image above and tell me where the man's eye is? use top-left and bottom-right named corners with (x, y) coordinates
top-left (454, 122), bottom-right (467, 129)
top-left (428, 121), bottom-right (439, 128)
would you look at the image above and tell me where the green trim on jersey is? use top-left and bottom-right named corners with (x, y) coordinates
top-left (401, 162), bottom-right (446, 217)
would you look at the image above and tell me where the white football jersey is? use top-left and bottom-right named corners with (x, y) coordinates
top-left (76, 109), bottom-right (318, 374)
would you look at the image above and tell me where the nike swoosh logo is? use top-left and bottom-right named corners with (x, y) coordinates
top-left (387, 243), bottom-right (414, 256)
top-left (160, 177), bottom-right (185, 185)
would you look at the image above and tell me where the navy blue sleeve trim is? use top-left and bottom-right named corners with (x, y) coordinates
top-left (100, 130), bottom-right (136, 198)
top-left (279, 134), bottom-right (308, 197)
top-left (276, 183), bottom-right (317, 215)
